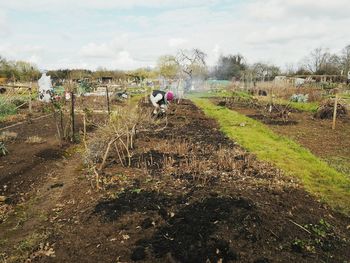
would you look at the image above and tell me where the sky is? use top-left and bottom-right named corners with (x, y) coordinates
top-left (0, 0), bottom-right (349, 70)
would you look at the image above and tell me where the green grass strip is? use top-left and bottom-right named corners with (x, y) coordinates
top-left (193, 98), bottom-right (350, 214)
top-left (279, 99), bottom-right (319, 112)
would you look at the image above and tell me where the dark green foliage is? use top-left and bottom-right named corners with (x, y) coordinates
top-left (214, 54), bottom-right (246, 80)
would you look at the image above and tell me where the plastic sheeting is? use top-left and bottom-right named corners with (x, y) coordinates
top-left (38, 73), bottom-right (53, 102)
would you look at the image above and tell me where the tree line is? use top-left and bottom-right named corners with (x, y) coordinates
top-left (1, 44), bottom-right (349, 83)
top-left (156, 44), bottom-right (350, 82)
top-left (0, 56), bottom-right (41, 82)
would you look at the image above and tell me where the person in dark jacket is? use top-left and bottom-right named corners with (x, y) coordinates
top-left (150, 90), bottom-right (174, 115)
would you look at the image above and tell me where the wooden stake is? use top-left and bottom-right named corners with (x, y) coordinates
top-left (28, 83), bottom-right (32, 114)
top-left (106, 86), bottom-right (110, 115)
top-left (332, 94), bottom-right (338, 130)
top-left (71, 91), bottom-right (75, 141)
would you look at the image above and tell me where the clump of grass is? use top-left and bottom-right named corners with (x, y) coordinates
top-left (0, 142), bottom-right (8, 156)
top-left (193, 98), bottom-right (350, 214)
top-left (289, 101), bottom-right (319, 112)
top-left (25, 136), bottom-right (46, 144)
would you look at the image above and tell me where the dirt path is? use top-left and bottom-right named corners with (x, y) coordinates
top-left (0, 115), bottom-right (65, 203)
top-left (0, 110), bottom-right (107, 204)
top-left (1, 100), bottom-right (350, 263)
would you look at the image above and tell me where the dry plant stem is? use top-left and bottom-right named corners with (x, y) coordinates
top-left (117, 136), bottom-right (131, 167)
top-left (99, 135), bottom-right (122, 171)
top-left (93, 166), bottom-right (101, 190)
top-left (288, 219), bottom-right (311, 234)
top-left (114, 142), bottom-right (125, 167)
top-left (130, 124), bottom-right (136, 149)
top-left (15, 102), bottom-right (28, 110)
top-left (126, 127), bottom-right (130, 150)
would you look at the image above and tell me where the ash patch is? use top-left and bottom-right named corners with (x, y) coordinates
top-left (94, 190), bottom-right (184, 222)
top-left (135, 196), bottom-right (256, 263)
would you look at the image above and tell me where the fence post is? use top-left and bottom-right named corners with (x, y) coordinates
top-left (332, 94), bottom-right (338, 130)
top-left (106, 86), bottom-right (110, 115)
top-left (28, 82), bottom-right (32, 114)
top-left (71, 91), bottom-right (75, 141)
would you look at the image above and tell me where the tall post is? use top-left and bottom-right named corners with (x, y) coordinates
top-left (106, 86), bottom-right (110, 115)
top-left (332, 94), bottom-right (338, 130)
top-left (71, 91), bottom-right (75, 141)
top-left (28, 82), bottom-right (32, 114)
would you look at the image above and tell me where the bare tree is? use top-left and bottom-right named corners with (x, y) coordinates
top-left (341, 45), bottom-right (350, 75)
top-left (175, 49), bottom-right (207, 80)
top-left (302, 47), bottom-right (340, 75)
top-left (251, 62), bottom-right (280, 81)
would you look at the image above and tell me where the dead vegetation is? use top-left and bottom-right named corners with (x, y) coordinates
top-left (314, 99), bottom-right (348, 119)
top-left (262, 103), bottom-right (293, 123)
top-left (218, 97), bottom-right (294, 123)
top-left (83, 103), bottom-right (165, 189)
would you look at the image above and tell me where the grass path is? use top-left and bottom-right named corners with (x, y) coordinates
top-left (193, 98), bottom-right (350, 214)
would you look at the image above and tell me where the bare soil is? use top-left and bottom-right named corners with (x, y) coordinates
top-left (0, 100), bottom-right (349, 263)
top-left (0, 111), bottom-right (106, 204)
top-left (218, 100), bottom-right (350, 176)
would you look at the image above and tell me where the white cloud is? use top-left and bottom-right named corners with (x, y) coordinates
top-left (0, 44), bottom-right (45, 62)
top-left (79, 35), bottom-right (129, 58)
top-left (80, 43), bottom-right (114, 58)
top-left (169, 38), bottom-right (188, 48)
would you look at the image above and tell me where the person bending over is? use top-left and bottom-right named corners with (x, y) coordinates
top-left (150, 90), bottom-right (174, 115)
